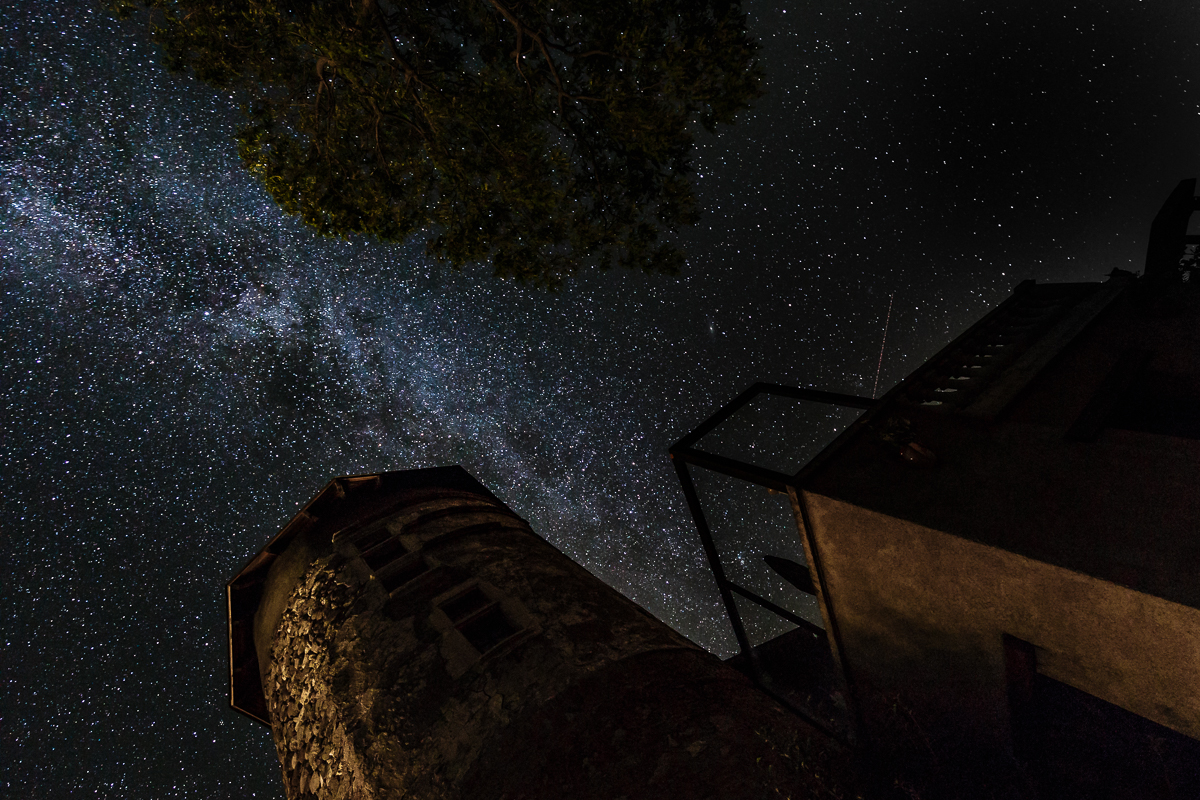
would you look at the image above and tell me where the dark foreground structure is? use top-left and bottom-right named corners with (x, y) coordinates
top-left (672, 179), bottom-right (1200, 799)
top-left (227, 180), bottom-right (1200, 800)
top-left (227, 467), bottom-right (861, 799)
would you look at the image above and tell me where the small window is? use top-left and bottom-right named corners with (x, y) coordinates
top-left (1110, 369), bottom-right (1200, 440)
top-left (1068, 350), bottom-right (1200, 442)
top-left (440, 587), bottom-right (491, 622)
top-left (459, 606), bottom-right (518, 654)
top-left (363, 537), bottom-right (408, 571)
top-left (352, 527), bottom-right (391, 553)
top-left (379, 555), bottom-right (428, 593)
top-left (437, 586), bottom-right (519, 655)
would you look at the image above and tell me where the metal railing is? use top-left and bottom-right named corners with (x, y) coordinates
top-left (669, 382), bottom-right (874, 658)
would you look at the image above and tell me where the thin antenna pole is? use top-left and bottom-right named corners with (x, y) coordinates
top-left (872, 293), bottom-right (893, 399)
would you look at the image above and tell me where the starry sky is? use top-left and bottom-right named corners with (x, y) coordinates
top-left (4, 1), bottom-right (1200, 796)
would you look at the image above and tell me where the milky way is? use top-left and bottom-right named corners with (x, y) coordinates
top-left (5, 1), bottom-right (1200, 797)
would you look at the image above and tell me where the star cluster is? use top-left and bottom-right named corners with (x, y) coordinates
top-left (4, 1), bottom-right (1200, 797)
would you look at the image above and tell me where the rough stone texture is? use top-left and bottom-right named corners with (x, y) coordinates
top-left (255, 483), bottom-right (861, 800)
top-left (266, 559), bottom-right (371, 800)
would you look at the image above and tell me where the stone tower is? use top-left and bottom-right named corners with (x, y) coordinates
top-left (227, 466), bottom-right (859, 799)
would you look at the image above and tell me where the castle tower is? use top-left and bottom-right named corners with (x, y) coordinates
top-left (226, 466), bottom-right (859, 799)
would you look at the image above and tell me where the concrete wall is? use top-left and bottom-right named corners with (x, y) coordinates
top-left (804, 493), bottom-right (1200, 792)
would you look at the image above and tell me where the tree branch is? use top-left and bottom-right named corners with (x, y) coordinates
top-left (487, 0), bottom-right (602, 115)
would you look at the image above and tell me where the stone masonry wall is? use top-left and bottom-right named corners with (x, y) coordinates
top-left (258, 489), bottom-right (861, 800)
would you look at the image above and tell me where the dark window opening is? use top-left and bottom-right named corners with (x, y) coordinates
top-left (381, 567), bottom-right (456, 620)
top-left (1110, 369), bottom-right (1200, 440)
top-left (353, 527), bottom-right (392, 554)
top-left (1066, 351), bottom-right (1200, 442)
top-left (363, 536), bottom-right (408, 571)
top-left (1006, 635), bottom-right (1200, 800)
top-left (458, 605), bottom-right (518, 654)
top-left (379, 556), bottom-right (428, 593)
top-left (440, 587), bottom-right (491, 623)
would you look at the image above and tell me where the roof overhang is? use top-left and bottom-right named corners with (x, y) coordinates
top-left (225, 466), bottom-right (507, 725)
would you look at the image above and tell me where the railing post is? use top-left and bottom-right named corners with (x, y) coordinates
top-left (670, 455), bottom-right (754, 660)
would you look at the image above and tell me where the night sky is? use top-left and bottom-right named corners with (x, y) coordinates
top-left (5, 1), bottom-right (1200, 796)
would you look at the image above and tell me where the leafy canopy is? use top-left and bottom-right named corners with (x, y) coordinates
top-left (114, 0), bottom-right (763, 288)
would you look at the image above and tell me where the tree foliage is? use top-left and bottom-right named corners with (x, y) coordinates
top-left (113, 0), bottom-right (763, 288)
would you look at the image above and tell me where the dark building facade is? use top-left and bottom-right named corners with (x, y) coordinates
top-left (671, 180), bottom-right (1200, 798)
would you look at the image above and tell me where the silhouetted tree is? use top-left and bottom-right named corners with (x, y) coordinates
top-left (111, 0), bottom-right (762, 288)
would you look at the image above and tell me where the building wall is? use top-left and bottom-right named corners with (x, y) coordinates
top-left (804, 493), bottom-right (1200, 790)
top-left (253, 480), bottom-right (860, 800)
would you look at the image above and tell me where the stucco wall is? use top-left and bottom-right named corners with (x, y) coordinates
top-left (804, 493), bottom-right (1200, 789)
